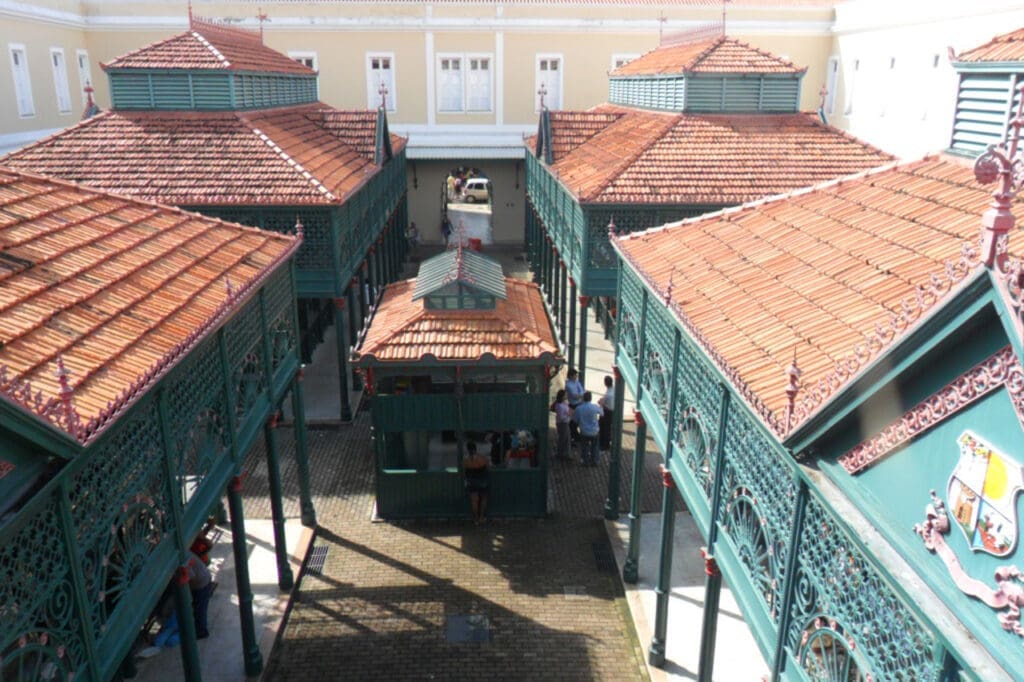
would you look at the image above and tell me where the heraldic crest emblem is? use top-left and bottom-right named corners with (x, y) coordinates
top-left (948, 431), bottom-right (1024, 557)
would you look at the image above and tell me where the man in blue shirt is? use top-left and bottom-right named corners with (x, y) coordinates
top-left (565, 368), bottom-right (585, 444)
top-left (573, 391), bottom-right (603, 466)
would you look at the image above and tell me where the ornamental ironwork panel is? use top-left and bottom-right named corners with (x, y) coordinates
top-left (669, 336), bottom-right (722, 501)
top-left (641, 302), bottom-right (674, 420)
top-left (225, 300), bottom-right (267, 426)
top-left (268, 211), bottom-right (331, 272)
top-left (67, 402), bottom-right (169, 638)
top-left (618, 270), bottom-right (644, 366)
top-left (785, 496), bottom-right (941, 681)
top-left (165, 338), bottom-right (230, 509)
top-left (717, 406), bottom-right (796, 624)
top-left (263, 269), bottom-right (297, 376)
top-left (1, 492), bottom-right (89, 681)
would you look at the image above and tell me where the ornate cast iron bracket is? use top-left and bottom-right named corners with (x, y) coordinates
top-left (913, 490), bottom-right (1024, 638)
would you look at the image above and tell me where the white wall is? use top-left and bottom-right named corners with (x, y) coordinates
top-left (830, 0), bottom-right (1024, 160)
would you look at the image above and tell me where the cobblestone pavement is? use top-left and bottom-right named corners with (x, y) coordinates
top-left (241, 412), bottom-right (664, 681)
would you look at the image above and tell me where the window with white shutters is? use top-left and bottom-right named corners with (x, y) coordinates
top-left (367, 53), bottom-right (395, 111)
top-left (76, 49), bottom-right (92, 106)
top-left (9, 45), bottom-right (34, 117)
top-left (438, 56), bottom-right (463, 112)
top-left (467, 56), bottom-right (491, 112)
top-left (536, 55), bottom-right (562, 110)
top-left (51, 48), bottom-right (72, 114)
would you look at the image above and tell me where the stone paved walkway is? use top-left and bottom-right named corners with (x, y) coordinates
top-left (241, 414), bottom-right (663, 681)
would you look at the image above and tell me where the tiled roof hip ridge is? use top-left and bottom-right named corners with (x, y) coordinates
top-left (0, 209), bottom-right (302, 447)
top-left (101, 32), bottom-right (185, 70)
top-left (0, 111), bottom-right (111, 164)
top-left (583, 112), bottom-right (681, 201)
top-left (248, 124), bottom-right (339, 201)
top-left (700, 37), bottom-right (805, 74)
top-left (191, 30), bottom-right (231, 68)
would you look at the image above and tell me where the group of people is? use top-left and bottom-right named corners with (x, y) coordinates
top-left (445, 167), bottom-right (480, 202)
top-left (552, 369), bottom-right (615, 466)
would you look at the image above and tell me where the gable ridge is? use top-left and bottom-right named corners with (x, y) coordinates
top-left (100, 32), bottom-right (183, 70)
top-left (585, 112), bottom-right (681, 200)
top-left (190, 30), bottom-right (231, 68)
top-left (687, 35), bottom-right (730, 71)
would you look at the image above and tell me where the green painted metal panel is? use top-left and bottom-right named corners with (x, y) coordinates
top-left (684, 75), bottom-right (799, 113)
top-left (608, 76), bottom-right (685, 111)
top-left (109, 72), bottom-right (154, 109)
top-left (413, 249), bottom-right (507, 302)
top-left (951, 72), bottom-right (1017, 154)
top-left (191, 72), bottom-right (232, 109)
top-left (151, 72), bottom-right (192, 110)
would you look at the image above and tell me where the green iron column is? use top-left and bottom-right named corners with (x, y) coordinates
top-left (367, 247), bottom-right (379, 306)
top-left (577, 295), bottom-right (589, 378)
top-left (697, 386), bottom-right (731, 682)
top-left (264, 413), bottom-right (295, 590)
top-left (227, 475), bottom-right (263, 676)
top-left (291, 371), bottom-right (317, 527)
top-left (558, 260), bottom-right (568, 344)
top-left (603, 365), bottom-right (627, 520)
top-left (551, 249), bottom-right (561, 327)
top-left (347, 281), bottom-right (363, 392)
top-left (622, 410), bottom-right (647, 583)
top-left (358, 262), bottom-right (369, 330)
top-left (648, 467), bottom-right (677, 668)
top-left (333, 296), bottom-right (353, 422)
top-left (567, 278), bottom-right (577, 371)
top-left (172, 564), bottom-right (202, 681)
top-left (771, 479), bottom-right (810, 680)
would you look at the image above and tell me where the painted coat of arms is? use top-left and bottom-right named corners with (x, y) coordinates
top-left (948, 431), bottom-right (1024, 557)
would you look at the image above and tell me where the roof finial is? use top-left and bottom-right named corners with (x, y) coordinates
top-left (722, 0), bottom-right (729, 35)
top-left (55, 355), bottom-right (81, 440)
top-left (81, 81), bottom-right (100, 120)
top-left (378, 80), bottom-right (389, 110)
top-left (664, 270), bottom-right (675, 306)
top-left (973, 80), bottom-right (1024, 271)
top-left (784, 349), bottom-right (802, 431)
top-left (256, 7), bottom-right (268, 43)
top-left (188, 0), bottom-right (193, 27)
top-left (294, 215), bottom-right (304, 240)
top-left (225, 275), bottom-right (236, 302)
top-left (658, 13), bottom-right (668, 44)
top-left (537, 83), bottom-right (547, 111)
top-left (607, 216), bottom-right (617, 239)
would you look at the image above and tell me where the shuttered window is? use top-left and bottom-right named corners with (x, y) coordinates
top-left (50, 48), bottom-right (72, 114)
top-left (367, 53), bottom-right (395, 111)
top-left (9, 45), bottom-right (34, 117)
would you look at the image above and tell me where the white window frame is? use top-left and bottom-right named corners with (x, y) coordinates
top-left (844, 58), bottom-right (859, 115)
top-left (823, 56), bottom-right (839, 116)
top-left (288, 50), bottom-right (318, 72)
top-left (366, 52), bottom-right (396, 112)
top-left (436, 52), bottom-right (493, 113)
top-left (535, 54), bottom-right (563, 111)
top-left (50, 47), bottom-right (72, 114)
top-left (879, 56), bottom-right (896, 117)
top-left (611, 53), bottom-right (640, 72)
top-left (9, 44), bottom-right (34, 118)
top-left (76, 49), bottom-right (91, 107)
top-left (465, 54), bottom-right (492, 113)
top-left (436, 53), bottom-right (464, 112)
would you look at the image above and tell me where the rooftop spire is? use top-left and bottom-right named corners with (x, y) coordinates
top-left (784, 350), bottom-right (801, 431)
top-left (55, 356), bottom-right (81, 440)
top-left (81, 81), bottom-right (100, 120)
top-left (256, 7), bottom-right (268, 44)
top-left (537, 83), bottom-right (547, 111)
top-left (378, 80), bottom-right (389, 110)
top-left (973, 81), bottom-right (1024, 271)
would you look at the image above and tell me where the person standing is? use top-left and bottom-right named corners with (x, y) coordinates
top-left (552, 389), bottom-right (571, 460)
top-left (463, 441), bottom-right (490, 524)
top-left (573, 392), bottom-right (603, 467)
top-left (598, 374), bottom-right (615, 452)
top-left (186, 551), bottom-right (213, 639)
top-left (564, 368), bottom-right (584, 445)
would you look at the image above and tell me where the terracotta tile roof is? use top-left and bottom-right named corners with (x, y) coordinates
top-left (956, 27), bottom-right (1024, 63)
top-left (0, 165), bottom-right (299, 444)
top-left (354, 278), bottom-right (560, 363)
top-left (2, 105), bottom-right (405, 206)
top-left (610, 36), bottom-right (804, 76)
top-left (613, 155), bottom-right (1014, 436)
top-left (103, 19), bottom-right (315, 75)
top-left (537, 105), bottom-right (893, 205)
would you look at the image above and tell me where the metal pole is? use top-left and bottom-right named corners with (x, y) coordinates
top-left (264, 415), bottom-right (295, 591)
top-left (333, 297), bottom-right (353, 422)
top-left (604, 365), bottom-right (627, 519)
top-left (622, 411), bottom-right (647, 583)
top-left (227, 476), bottom-right (263, 676)
top-left (568, 279), bottom-right (577, 370)
top-left (291, 372), bottom-right (317, 527)
top-left (578, 296), bottom-right (589, 378)
top-left (648, 468), bottom-right (676, 668)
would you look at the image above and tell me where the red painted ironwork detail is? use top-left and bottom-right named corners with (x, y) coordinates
top-left (613, 365), bottom-right (621, 381)
top-left (839, 346), bottom-right (1023, 473)
top-left (332, 297), bottom-right (346, 310)
top-left (351, 277), bottom-right (359, 287)
top-left (267, 411), bottom-right (279, 429)
top-left (633, 409), bottom-right (644, 428)
top-left (176, 566), bottom-right (190, 586)
top-left (230, 475), bottom-right (243, 493)
top-left (784, 354), bottom-right (801, 432)
top-left (365, 368), bottom-right (375, 396)
top-left (660, 464), bottom-right (675, 489)
top-left (0, 459), bottom-right (14, 480)
top-left (974, 82), bottom-right (1024, 270)
top-left (296, 368), bottom-right (304, 382)
top-left (914, 490), bottom-right (1024, 637)
top-left (579, 295), bottom-right (590, 307)
top-left (700, 547), bottom-right (720, 577)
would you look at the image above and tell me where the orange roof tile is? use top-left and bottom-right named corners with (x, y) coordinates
top-left (0, 165), bottom-right (299, 444)
top-left (610, 36), bottom-right (805, 76)
top-left (538, 105), bottom-right (893, 205)
top-left (613, 155), bottom-right (1014, 435)
top-left (354, 279), bottom-right (560, 364)
top-left (104, 19), bottom-right (314, 75)
top-left (957, 27), bottom-right (1024, 63)
top-left (1, 105), bottom-right (404, 206)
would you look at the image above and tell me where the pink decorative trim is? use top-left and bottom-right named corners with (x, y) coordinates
top-left (792, 241), bottom-right (982, 432)
top-left (0, 459), bottom-right (14, 480)
top-left (839, 346), bottom-right (1023, 473)
top-left (914, 490), bottom-right (1024, 637)
top-left (0, 234), bottom-right (302, 447)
